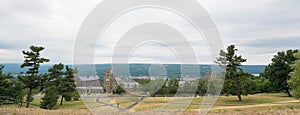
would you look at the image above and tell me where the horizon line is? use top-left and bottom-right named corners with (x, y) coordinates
top-left (0, 63), bottom-right (267, 66)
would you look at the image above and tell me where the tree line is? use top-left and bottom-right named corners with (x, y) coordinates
top-left (213, 45), bottom-right (299, 101)
top-left (114, 45), bottom-right (300, 102)
top-left (114, 78), bottom-right (209, 97)
top-left (1, 44), bottom-right (300, 107)
top-left (0, 46), bottom-right (79, 110)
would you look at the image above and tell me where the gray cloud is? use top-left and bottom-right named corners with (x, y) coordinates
top-left (242, 36), bottom-right (300, 49)
top-left (237, 36), bottom-right (300, 65)
top-left (0, 0), bottom-right (299, 64)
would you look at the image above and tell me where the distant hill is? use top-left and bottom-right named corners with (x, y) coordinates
top-left (1, 63), bottom-right (266, 77)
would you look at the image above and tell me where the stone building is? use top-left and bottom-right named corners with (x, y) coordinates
top-left (205, 71), bottom-right (211, 82)
top-left (75, 74), bottom-right (104, 95)
top-left (103, 69), bottom-right (118, 94)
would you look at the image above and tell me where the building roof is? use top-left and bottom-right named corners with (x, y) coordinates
top-left (77, 75), bottom-right (100, 81)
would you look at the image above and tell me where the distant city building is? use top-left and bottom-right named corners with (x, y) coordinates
top-left (205, 71), bottom-right (218, 82)
top-left (122, 82), bottom-right (139, 88)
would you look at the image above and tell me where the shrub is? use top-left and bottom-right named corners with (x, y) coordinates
top-left (40, 87), bottom-right (59, 110)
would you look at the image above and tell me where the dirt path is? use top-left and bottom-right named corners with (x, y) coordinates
top-left (211, 100), bottom-right (300, 110)
top-left (95, 95), bottom-right (145, 111)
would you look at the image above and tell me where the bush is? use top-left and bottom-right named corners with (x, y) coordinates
top-left (64, 94), bottom-right (72, 101)
top-left (113, 86), bottom-right (126, 94)
top-left (40, 87), bottom-right (59, 110)
top-left (72, 91), bottom-right (80, 101)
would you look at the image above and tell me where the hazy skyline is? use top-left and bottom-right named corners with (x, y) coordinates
top-left (0, 0), bottom-right (299, 65)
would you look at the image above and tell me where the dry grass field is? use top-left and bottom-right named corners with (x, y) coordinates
top-left (1, 93), bottom-right (300, 115)
top-left (0, 107), bottom-right (92, 115)
top-left (1, 107), bottom-right (300, 115)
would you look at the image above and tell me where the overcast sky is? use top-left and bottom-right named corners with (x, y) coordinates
top-left (0, 0), bottom-right (299, 65)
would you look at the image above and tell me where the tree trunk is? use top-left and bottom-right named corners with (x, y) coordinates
top-left (60, 95), bottom-right (64, 106)
top-left (286, 88), bottom-right (292, 97)
top-left (26, 88), bottom-right (32, 108)
top-left (236, 86), bottom-right (243, 102)
top-left (237, 94), bottom-right (242, 102)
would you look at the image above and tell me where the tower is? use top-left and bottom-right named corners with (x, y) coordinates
top-left (205, 71), bottom-right (211, 82)
top-left (103, 69), bottom-right (117, 94)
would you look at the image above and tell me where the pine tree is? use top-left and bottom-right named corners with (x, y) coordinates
top-left (40, 87), bottom-right (58, 110)
top-left (0, 65), bottom-right (23, 103)
top-left (216, 45), bottom-right (251, 101)
top-left (47, 63), bottom-right (64, 88)
top-left (59, 66), bottom-right (76, 106)
top-left (18, 46), bottom-right (49, 108)
top-left (44, 63), bottom-right (64, 107)
top-left (72, 90), bottom-right (80, 101)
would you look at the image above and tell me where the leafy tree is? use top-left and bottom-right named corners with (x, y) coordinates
top-left (64, 94), bottom-right (72, 101)
top-left (155, 81), bottom-right (168, 96)
top-left (141, 78), bottom-right (165, 97)
top-left (196, 78), bottom-right (208, 96)
top-left (216, 45), bottom-right (251, 101)
top-left (289, 52), bottom-right (300, 99)
top-left (114, 85), bottom-right (126, 94)
top-left (134, 78), bottom-right (150, 85)
top-left (180, 81), bottom-right (197, 96)
top-left (261, 50), bottom-right (298, 97)
top-left (237, 72), bottom-right (256, 95)
top-left (206, 79), bottom-right (218, 95)
top-left (168, 78), bottom-right (179, 95)
top-left (40, 87), bottom-right (58, 110)
top-left (252, 76), bottom-right (271, 93)
top-left (18, 46), bottom-right (49, 108)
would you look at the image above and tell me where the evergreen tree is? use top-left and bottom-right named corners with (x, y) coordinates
top-left (0, 65), bottom-right (24, 103)
top-left (9, 78), bottom-right (25, 103)
top-left (72, 91), bottom-right (80, 101)
top-left (216, 45), bottom-right (251, 101)
top-left (40, 87), bottom-right (58, 110)
top-left (45, 63), bottom-right (64, 106)
top-left (47, 63), bottom-right (64, 88)
top-left (289, 52), bottom-right (300, 99)
top-left (40, 63), bottom-right (64, 109)
top-left (18, 46), bottom-right (49, 108)
top-left (261, 50), bottom-right (298, 97)
top-left (59, 66), bottom-right (76, 106)
top-left (0, 65), bottom-right (13, 99)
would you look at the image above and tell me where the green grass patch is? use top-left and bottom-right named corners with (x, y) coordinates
top-left (2, 97), bottom-right (87, 110)
top-left (130, 93), bottom-right (298, 111)
top-left (215, 93), bottom-right (295, 106)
